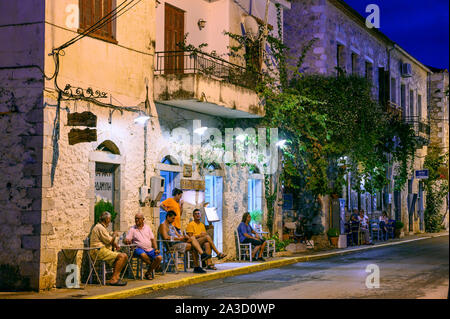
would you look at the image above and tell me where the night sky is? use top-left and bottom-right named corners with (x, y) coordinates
top-left (343, 0), bottom-right (449, 70)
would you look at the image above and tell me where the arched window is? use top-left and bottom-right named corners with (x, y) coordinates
top-left (206, 162), bottom-right (220, 171)
top-left (96, 140), bottom-right (120, 155)
top-left (249, 165), bottom-right (260, 175)
top-left (161, 155), bottom-right (179, 165)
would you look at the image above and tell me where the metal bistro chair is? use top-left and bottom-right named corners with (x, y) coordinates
top-left (235, 230), bottom-right (252, 262)
top-left (369, 220), bottom-right (383, 242)
top-left (159, 238), bottom-right (188, 274)
top-left (82, 237), bottom-right (114, 286)
top-left (387, 219), bottom-right (396, 240)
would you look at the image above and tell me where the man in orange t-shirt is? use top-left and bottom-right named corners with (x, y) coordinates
top-left (160, 188), bottom-right (183, 231)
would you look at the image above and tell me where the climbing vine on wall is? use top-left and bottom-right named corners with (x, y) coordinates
top-left (423, 146), bottom-right (449, 232)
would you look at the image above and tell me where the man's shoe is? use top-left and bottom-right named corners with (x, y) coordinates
top-left (200, 253), bottom-right (211, 261)
top-left (257, 257), bottom-right (266, 262)
top-left (193, 267), bottom-right (206, 274)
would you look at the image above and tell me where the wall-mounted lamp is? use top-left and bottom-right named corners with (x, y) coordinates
top-left (276, 139), bottom-right (287, 148)
top-left (134, 113), bottom-right (151, 125)
top-left (198, 19), bottom-right (206, 30)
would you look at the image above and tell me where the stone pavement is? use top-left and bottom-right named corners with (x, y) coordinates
top-left (0, 231), bottom-right (447, 299)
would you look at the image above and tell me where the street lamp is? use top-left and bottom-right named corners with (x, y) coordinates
top-left (276, 139), bottom-right (287, 148)
top-left (134, 113), bottom-right (150, 125)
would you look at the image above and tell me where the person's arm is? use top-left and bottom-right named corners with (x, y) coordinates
top-left (123, 229), bottom-right (133, 245)
top-left (159, 224), bottom-right (170, 241)
top-left (239, 224), bottom-right (254, 239)
top-left (160, 202), bottom-right (168, 212)
top-left (151, 237), bottom-right (159, 254)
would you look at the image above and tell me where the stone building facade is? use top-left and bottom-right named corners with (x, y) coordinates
top-left (283, 0), bottom-right (432, 234)
top-left (428, 67), bottom-right (449, 230)
top-left (0, 0), bottom-right (289, 290)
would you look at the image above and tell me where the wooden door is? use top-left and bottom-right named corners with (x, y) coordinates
top-left (165, 3), bottom-right (184, 74)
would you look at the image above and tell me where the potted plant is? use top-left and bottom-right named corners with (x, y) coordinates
top-left (327, 228), bottom-right (340, 247)
top-left (249, 209), bottom-right (263, 227)
top-left (94, 199), bottom-right (118, 229)
top-left (394, 221), bottom-right (404, 238)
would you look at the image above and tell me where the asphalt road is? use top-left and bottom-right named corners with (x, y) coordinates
top-left (131, 235), bottom-right (449, 299)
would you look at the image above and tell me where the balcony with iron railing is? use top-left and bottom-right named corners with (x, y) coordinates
top-left (153, 50), bottom-right (264, 118)
top-left (404, 116), bottom-right (431, 147)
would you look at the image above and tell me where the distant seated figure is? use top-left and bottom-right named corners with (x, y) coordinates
top-left (158, 210), bottom-right (211, 274)
top-left (358, 209), bottom-right (373, 245)
top-left (186, 208), bottom-right (227, 270)
top-left (124, 212), bottom-right (162, 280)
top-left (379, 211), bottom-right (389, 235)
top-left (349, 209), bottom-right (359, 223)
top-left (90, 211), bottom-right (127, 286)
top-left (237, 212), bottom-right (267, 261)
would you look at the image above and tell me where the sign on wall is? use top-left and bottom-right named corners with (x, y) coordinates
top-left (95, 166), bottom-right (114, 203)
top-left (415, 170), bottom-right (429, 179)
top-left (183, 164), bottom-right (193, 177)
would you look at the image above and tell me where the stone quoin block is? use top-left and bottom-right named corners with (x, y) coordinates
top-left (21, 211), bottom-right (41, 225)
top-left (21, 235), bottom-right (40, 250)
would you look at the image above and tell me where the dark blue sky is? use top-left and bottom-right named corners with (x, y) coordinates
top-left (343, 0), bottom-right (449, 70)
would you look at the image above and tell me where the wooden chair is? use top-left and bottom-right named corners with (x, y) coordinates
top-left (235, 230), bottom-right (252, 261)
top-left (369, 220), bottom-right (383, 241)
top-left (253, 224), bottom-right (275, 258)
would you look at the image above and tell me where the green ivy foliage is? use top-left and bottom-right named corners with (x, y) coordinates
top-left (94, 199), bottom-right (117, 225)
top-left (423, 146), bottom-right (449, 232)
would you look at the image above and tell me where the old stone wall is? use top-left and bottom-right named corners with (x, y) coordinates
top-left (0, 0), bottom-right (46, 291)
top-left (0, 69), bottom-right (44, 291)
top-left (429, 70), bottom-right (450, 230)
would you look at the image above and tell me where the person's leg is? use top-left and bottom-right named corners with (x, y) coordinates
top-left (187, 244), bottom-right (200, 268)
top-left (140, 253), bottom-right (152, 265)
top-left (203, 242), bottom-right (213, 266)
top-left (187, 237), bottom-right (204, 255)
top-left (109, 253), bottom-right (127, 283)
top-left (252, 245), bottom-right (261, 259)
top-left (203, 235), bottom-right (221, 255)
top-left (258, 240), bottom-right (267, 258)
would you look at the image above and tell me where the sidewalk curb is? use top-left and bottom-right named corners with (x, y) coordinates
top-left (87, 234), bottom-right (446, 299)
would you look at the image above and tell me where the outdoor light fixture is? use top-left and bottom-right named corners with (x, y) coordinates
top-left (134, 113), bottom-right (151, 125)
top-left (194, 126), bottom-right (208, 135)
top-left (236, 134), bottom-right (246, 142)
top-left (276, 139), bottom-right (287, 148)
top-left (198, 19), bottom-right (206, 30)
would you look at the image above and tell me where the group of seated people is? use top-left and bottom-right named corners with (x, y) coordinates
top-left (89, 188), bottom-right (227, 286)
top-left (348, 209), bottom-right (391, 245)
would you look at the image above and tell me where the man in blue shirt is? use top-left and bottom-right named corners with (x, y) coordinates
top-left (237, 212), bottom-right (267, 261)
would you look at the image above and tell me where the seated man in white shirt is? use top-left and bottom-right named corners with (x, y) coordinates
top-left (123, 213), bottom-right (162, 280)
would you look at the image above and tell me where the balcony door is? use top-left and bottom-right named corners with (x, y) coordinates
top-left (165, 3), bottom-right (184, 74)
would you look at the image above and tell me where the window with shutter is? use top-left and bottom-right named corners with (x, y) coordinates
top-left (79, 0), bottom-right (117, 44)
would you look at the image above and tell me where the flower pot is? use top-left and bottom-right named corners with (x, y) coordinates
top-left (329, 236), bottom-right (339, 247)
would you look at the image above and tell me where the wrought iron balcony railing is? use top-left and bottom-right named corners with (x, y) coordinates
top-left (404, 116), bottom-right (431, 146)
top-left (155, 50), bottom-right (260, 90)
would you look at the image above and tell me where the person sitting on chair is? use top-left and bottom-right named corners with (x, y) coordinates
top-left (237, 212), bottom-right (267, 261)
top-left (90, 211), bottom-right (128, 286)
top-left (379, 211), bottom-right (389, 237)
top-left (123, 213), bottom-right (162, 280)
top-left (358, 209), bottom-right (373, 245)
top-left (158, 210), bottom-right (211, 274)
top-left (186, 208), bottom-right (227, 270)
